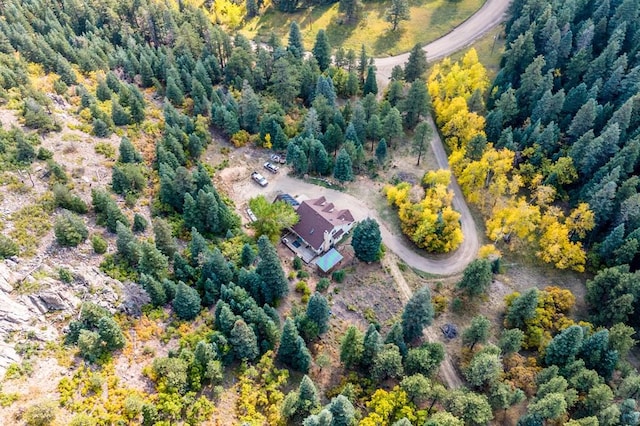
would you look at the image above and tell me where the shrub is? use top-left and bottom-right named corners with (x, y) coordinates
top-left (54, 212), bottom-right (88, 247)
top-left (332, 269), bottom-right (346, 283)
top-left (92, 118), bottom-right (111, 137)
top-left (0, 235), bottom-right (19, 258)
top-left (36, 147), bottom-right (53, 160)
top-left (293, 256), bottom-right (303, 270)
top-left (53, 184), bottom-right (88, 214)
top-left (231, 130), bottom-right (250, 147)
top-left (316, 278), bottom-right (330, 292)
top-left (450, 297), bottom-right (463, 313)
top-left (23, 400), bottom-right (57, 426)
top-left (91, 234), bottom-right (107, 254)
top-left (94, 142), bottom-right (116, 159)
top-left (132, 213), bottom-right (148, 233)
top-left (297, 270), bottom-right (309, 279)
top-left (58, 268), bottom-right (74, 283)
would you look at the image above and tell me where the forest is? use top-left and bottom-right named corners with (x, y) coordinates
top-left (0, 0), bottom-right (639, 425)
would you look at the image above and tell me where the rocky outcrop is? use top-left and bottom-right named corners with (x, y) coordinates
top-left (0, 260), bottom-right (148, 377)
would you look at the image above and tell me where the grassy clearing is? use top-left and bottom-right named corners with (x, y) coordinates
top-left (241, 0), bottom-right (486, 56)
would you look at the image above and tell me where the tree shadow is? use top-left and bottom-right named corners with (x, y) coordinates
top-left (373, 27), bottom-right (405, 56)
top-left (430, 2), bottom-right (461, 32)
top-left (326, 15), bottom-right (359, 49)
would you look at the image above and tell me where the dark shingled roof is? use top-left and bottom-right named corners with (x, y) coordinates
top-left (291, 197), bottom-right (354, 251)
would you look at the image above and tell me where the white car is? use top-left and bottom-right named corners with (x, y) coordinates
top-left (251, 171), bottom-right (268, 187)
top-left (264, 161), bottom-right (279, 174)
top-left (246, 208), bottom-right (257, 222)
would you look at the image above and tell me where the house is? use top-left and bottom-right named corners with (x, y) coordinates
top-left (287, 196), bottom-right (355, 258)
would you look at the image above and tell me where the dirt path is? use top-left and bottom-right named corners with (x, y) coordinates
top-left (374, 0), bottom-right (512, 86)
top-left (382, 256), bottom-right (463, 389)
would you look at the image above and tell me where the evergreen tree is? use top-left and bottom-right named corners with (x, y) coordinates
top-left (240, 80), bottom-right (261, 133)
top-left (230, 319), bottom-right (259, 361)
top-left (386, 0), bottom-right (410, 31)
top-left (153, 218), bottom-right (177, 259)
top-left (340, 325), bottom-right (364, 368)
top-left (339, 0), bottom-right (360, 23)
top-left (462, 315), bottom-right (491, 350)
top-left (132, 213), bottom-right (148, 233)
top-left (328, 395), bottom-right (356, 426)
top-left (119, 137), bottom-right (142, 163)
top-left (404, 44), bottom-right (428, 82)
top-left (116, 221), bottom-right (138, 262)
top-left (92, 118), bottom-right (110, 138)
top-left (412, 121), bottom-right (431, 166)
top-left (405, 343), bottom-right (445, 377)
top-left (165, 76), bottom-right (184, 106)
top-left (385, 322), bottom-right (408, 357)
top-left (306, 293), bottom-right (330, 335)
top-left (241, 243), bottom-right (256, 267)
top-left (362, 323), bottom-right (383, 369)
top-left (246, 0), bottom-right (259, 18)
top-left (255, 235), bottom-right (288, 304)
top-left (312, 30), bottom-right (332, 72)
top-left (403, 79), bottom-right (430, 129)
top-left (333, 148), bottom-right (354, 183)
top-left (139, 56), bottom-right (154, 88)
top-left (139, 241), bottom-right (169, 280)
top-left (383, 107), bottom-right (404, 144)
top-left (457, 259), bottom-right (492, 298)
top-left (278, 318), bottom-right (312, 372)
top-left (545, 325), bottom-right (583, 366)
top-left (363, 66), bottom-right (378, 96)
top-left (375, 138), bottom-right (388, 165)
top-left (351, 218), bottom-right (382, 262)
top-left (96, 79), bottom-right (112, 101)
top-left (505, 288), bottom-right (538, 329)
top-left (173, 282), bottom-right (201, 320)
top-left (372, 344), bottom-right (404, 381)
top-left (296, 375), bottom-right (320, 417)
top-left (498, 328), bottom-right (524, 354)
top-left (402, 285), bottom-right (434, 342)
top-left (270, 57), bottom-right (299, 108)
top-left (287, 22), bottom-right (304, 60)
top-left (111, 100), bottom-right (130, 126)
top-left (140, 274), bottom-right (167, 307)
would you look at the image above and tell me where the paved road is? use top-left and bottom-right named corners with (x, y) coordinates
top-left (374, 0), bottom-right (512, 86)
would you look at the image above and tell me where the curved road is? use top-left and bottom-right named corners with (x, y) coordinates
top-left (374, 0), bottom-right (512, 86)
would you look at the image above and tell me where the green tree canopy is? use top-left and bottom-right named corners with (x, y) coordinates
top-left (249, 195), bottom-right (299, 243)
top-left (351, 218), bottom-right (382, 262)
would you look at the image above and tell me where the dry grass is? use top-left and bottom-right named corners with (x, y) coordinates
top-left (241, 0), bottom-right (486, 56)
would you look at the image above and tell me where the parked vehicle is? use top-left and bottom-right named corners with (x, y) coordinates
top-left (251, 171), bottom-right (268, 187)
top-left (246, 208), bottom-right (257, 222)
top-left (264, 161), bottom-right (279, 174)
top-left (270, 154), bottom-right (286, 164)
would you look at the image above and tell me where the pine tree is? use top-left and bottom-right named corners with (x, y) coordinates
top-left (153, 218), bottom-right (177, 259)
top-left (166, 76), bottom-right (184, 106)
top-left (287, 22), bottom-right (304, 59)
top-left (312, 30), bottom-right (332, 72)
top-left (385, 322), bottom-right (408, 357)
top-left (306, 293), bottom-right (330, 335)
top-left (328, 395), bottom-right (356, 426)
top-left (140, 274), bottom-right (167, 307)
top-left (412, 121), bottom-right (432, 166)
top-left (383, 107), bottom-right (404, 144)
top-left (403, 79), bottom-right (430, 129)
top-left (333, 148), bottom-right (354, 183)
top-left (139, 241), bottom-right (169, 280)
top-left (297, 375), bottom-right (320, 417)
top-left (457, 259), bottom-right (492, 298)
top-left (505, 288), bottom-right (538, 329)
top-left (462, 315), bottom-right (491, 351)
top-left (241, 243), bottom-right (256, 267)
top-left (386, 0), bottom-right (410, 31)
top-left (111, 100), bottom-right (130, 126)
top-left (132, 213), bottom-right (148, 233)
top-left (246, 0), bottom-right (259, 18)
top-left (545, 325), bottom-right (583, 366)
top-left (351, 218), bottom-right (382, 262)
top-left (240, 80), bottom-right (261, 134)
top-left (256, 235), bottom-right (288, 304)
top-left (278, 318), bottom-right (312, 372)
top-left (119, 137), bottom-right (142, 163)
top-left (340, 325), bottom-right (364, 368)
top-left (375, 138), bottom-right (388, 165)
top-left (339, 0), bottom-right (360, 23)
top-left (363, 66), bottom-right (378, 96)
top-left (173, 282), bottom-right (201, 320)
top-left (270, 57), bottom-right (299, 108)
top-left (116, 221), bottom-right (138, 262)
top-left (96, 79), bottom-right (112, 101)
top-left (404, 44), bottom-right (428, 82)
top-left (362, 323), bottom-right (383, 369)
top-left (230, 319), bottom-right (259, 361)
top-left (139, 56), bottom-right (154, 88)
top-left (402, 285), bottom-right (434, 342)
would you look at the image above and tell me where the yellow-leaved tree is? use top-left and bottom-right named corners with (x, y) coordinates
top-left (385, 170), bottom-right (463, 253)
